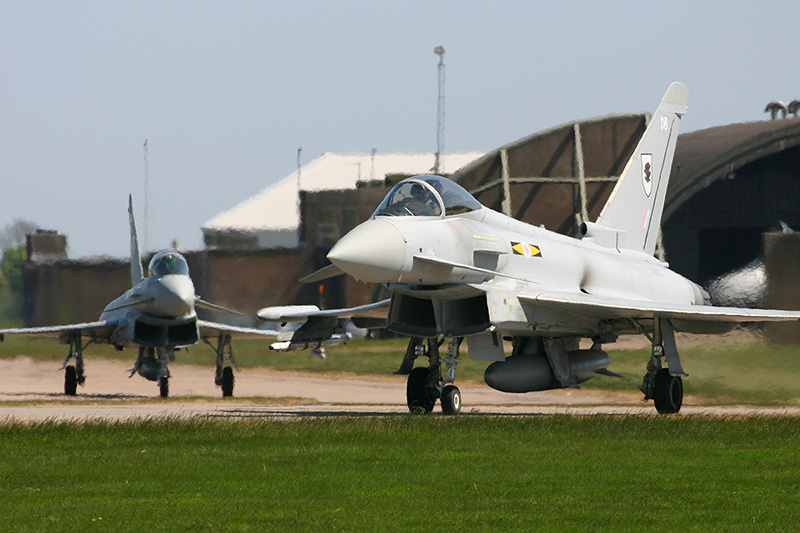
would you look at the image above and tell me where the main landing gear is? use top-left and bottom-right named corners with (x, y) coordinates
top-left (204, 333), bottom-right (236, 398)
top-left (62, 332), bottom-right (88, 396)
top-left (638, 319), bottom-right (687, 414)
top-left (396, 337), bottom-right (463, 414)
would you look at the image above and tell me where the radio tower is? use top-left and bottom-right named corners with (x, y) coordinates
top-left (142, 139), bottom-right (150, 252)
top-left (433, 45), bottom-right (446, 174)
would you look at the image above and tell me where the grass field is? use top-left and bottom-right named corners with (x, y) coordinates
top-left (2, 416), bottom-right (800, 531)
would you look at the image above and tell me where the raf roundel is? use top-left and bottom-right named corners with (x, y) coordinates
top-left (511, 242), bottom-right (542, 258)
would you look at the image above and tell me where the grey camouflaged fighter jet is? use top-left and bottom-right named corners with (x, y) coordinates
top-left (259, 82), bottom-right (800, 414)
top-left (0, 197), bottom-right (278, 397)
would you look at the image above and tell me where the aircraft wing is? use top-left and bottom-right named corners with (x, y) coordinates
top-left (0, 320), bottom-right (122, 341)
top-left (299, 263), bottom-right (345, 284)
top-left (255, 299), bottom-right (390, 351)
top-left (520, 291), bottom-right (800, 323)
top-left (197, 320), bottom-right (280, 340)
top-left (257, 299), bottom-right (390, 328)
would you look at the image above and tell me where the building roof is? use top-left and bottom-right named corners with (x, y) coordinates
top-left (665, 118), bottom-right (800, 218)
top-left (203, 151), bottom-right (485, 233)
top-left (447, 113), bottom-right (649, 235)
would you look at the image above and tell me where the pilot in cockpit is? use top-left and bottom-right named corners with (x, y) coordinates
top-left (403, 183), bottom-right (438, 216)
top-left (148, 251), bottom-right (190, 277)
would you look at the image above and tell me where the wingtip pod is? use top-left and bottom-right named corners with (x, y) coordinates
top-left (257, 305), bottom-right (321, 323)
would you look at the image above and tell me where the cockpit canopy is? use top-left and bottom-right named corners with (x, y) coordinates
top-left (148, 251), bottom-right (190, 277)
top-left (372, 175), bottom-right (482, 218)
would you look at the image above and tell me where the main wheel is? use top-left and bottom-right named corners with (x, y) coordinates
top-left (221, 367), bottom-right (235, 397)
top-left (441, 385), bottom-right (461, 415)
top-left (407, 367), bottom-right (435, 413)
top-left (158, 376), bottom-right (169, 398)
top-left (653, 368), bottom-right (683, 414)
top-left (64, 366), bottom-right (78, 396)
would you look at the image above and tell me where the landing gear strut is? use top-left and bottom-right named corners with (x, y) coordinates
top-left (399, 337), bottom-right (462, 414)
top-left (204, 334), bottom-right (236, 397)
top-left (61, 332), bottom-right (88, 396)
top-left (639, 319), bottom-right (686, 414)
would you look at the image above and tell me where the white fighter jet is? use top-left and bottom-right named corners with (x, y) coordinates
top-left (0, 197), bottom-right (279, 397)
top-left (259, 82), bottom-right (800, 414)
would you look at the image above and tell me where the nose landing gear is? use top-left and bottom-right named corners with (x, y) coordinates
top-left (401, 337), bottom-right (463, 414)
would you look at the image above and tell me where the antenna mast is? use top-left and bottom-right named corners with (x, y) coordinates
top-left (296, 147), bottom-right (303, 228)
top-left (142, 139), bottom-right (150, 252)
top-left (296, 146), bottom-right (303, 194)
top-left (433, 45), bottom-right (446, 174)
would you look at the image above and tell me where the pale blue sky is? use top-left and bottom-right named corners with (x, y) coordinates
top-left (2, 1), bottom-right (798, 258)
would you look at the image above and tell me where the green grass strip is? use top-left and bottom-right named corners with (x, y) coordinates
top-left (1, 415), bottom-right (800, 531)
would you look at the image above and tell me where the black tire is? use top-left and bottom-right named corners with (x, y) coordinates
top-left (407, 367), bottom-right (435, 413)
top-left (64, 366), bottom-right (78, 396)
top-left (221, 367), bottom-right (234, 397)
top-left (441, 385), bottom-right (461, 415)
top-left (158, 376), bottom-right (169, 398)
top-left (653, 368), bottom-right (683, 414)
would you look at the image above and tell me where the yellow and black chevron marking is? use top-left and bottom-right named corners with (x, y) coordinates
top-left (511, 242), bottom-right (542, 258)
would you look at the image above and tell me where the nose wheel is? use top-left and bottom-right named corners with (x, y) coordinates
top-left (441, 384), bottom-right (461, 414)
top-left (158, 376), bottom-right (169, 398)
top-left (403, 337), bottom-right (462, 414)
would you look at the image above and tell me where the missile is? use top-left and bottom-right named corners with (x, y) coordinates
top-left (269, 333), bottom-right (352, 353)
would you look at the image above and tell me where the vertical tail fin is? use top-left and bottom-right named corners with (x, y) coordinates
top-left (128, 195), bottom-right (144, 285)
top-left (594, 82), bottom-right (688, 255)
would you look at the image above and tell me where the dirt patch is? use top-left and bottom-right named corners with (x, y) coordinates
top-left (0, 356), bottom-right (640, 405)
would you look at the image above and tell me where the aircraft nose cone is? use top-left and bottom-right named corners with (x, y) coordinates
top-left (328, 219), bottom-right (406, 283)
top-left (154, 275), bottom-right (196, 317)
